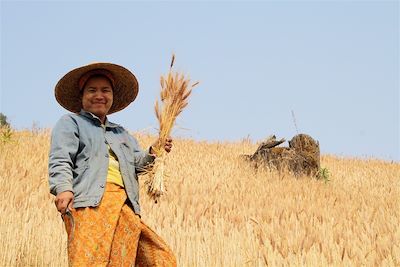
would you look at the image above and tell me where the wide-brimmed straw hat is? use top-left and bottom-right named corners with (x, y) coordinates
top-left (55, 62), bottom-right (139, 114)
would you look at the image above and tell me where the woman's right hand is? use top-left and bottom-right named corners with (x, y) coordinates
top-left (55, 191), bottom-right (74, 214)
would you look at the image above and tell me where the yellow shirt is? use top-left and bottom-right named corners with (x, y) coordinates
top-left (106, 146), bottom-right (124, 187)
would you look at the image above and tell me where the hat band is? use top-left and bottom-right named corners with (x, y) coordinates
top-left (78, 69), bottom-right (115, 91)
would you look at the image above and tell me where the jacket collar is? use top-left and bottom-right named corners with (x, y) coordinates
top-left (79, 109), bottom-right (120, 128)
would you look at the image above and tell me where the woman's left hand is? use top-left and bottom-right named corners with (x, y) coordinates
top-left (150, 137), bottom-right (173, 155)
top-left (164, 137), bottom-right (173, 153)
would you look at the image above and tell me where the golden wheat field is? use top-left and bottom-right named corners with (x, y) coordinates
top-left (0, 129), bottom-right (399, 267)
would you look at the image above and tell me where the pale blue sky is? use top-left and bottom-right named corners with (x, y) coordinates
top-left (1, 1), bottom-right (399, 161)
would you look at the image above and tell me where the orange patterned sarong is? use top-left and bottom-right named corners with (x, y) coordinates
top-left (63, 183), bottom-right (176, 267)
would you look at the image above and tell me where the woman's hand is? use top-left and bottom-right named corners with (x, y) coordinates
top-left (55, 191), bottom-right (74, 214)
top-left (164, 137), bottom-right (173, 153)
top-left (150, 137), bottom-right (173, 155)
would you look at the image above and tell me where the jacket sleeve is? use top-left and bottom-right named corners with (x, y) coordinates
top-left (48, 115), bottom-right (79, 196)
top-left (127, 134), bottom-right (155, 173)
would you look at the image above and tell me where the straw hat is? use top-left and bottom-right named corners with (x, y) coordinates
top-left (55, 62), bottom-right (139, 114)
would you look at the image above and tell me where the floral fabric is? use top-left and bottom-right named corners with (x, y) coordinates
top-left (63, 183), bottom-right (176, 267)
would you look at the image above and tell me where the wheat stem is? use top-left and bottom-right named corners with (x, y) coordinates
top-left (146, 54), bottom-right (199, 202)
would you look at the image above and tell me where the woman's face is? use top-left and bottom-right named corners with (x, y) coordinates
top-left (81, 76), bottom-right (113, 119)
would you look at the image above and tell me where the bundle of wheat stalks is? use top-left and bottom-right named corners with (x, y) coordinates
top-left (146, 55), bottom-right (199, 202)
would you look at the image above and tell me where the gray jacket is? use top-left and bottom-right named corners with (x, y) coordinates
top-left (48, 110), bottom-right (155, 214)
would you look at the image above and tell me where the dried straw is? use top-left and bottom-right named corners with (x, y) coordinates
top-left (146, 54), bottom-right (199, 202)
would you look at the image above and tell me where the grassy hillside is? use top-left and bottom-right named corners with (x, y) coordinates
top-left (0, 130), bottom-right (399, 266)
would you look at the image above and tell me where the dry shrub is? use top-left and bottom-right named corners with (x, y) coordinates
top-left (248, 134), bottom-right (321, 177)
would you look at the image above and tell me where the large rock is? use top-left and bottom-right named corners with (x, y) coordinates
top-left (246, 134), bottom-right (320, 177)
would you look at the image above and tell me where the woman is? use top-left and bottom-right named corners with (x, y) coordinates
top-left (49, 62), bottom-right (176, 266)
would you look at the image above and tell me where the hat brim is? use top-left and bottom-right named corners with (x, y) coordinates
top-left (55, 63), bottom-right (139, 114)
